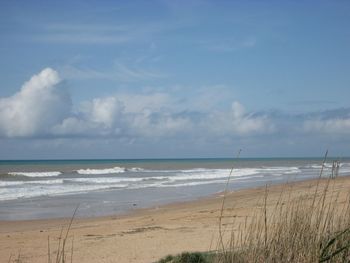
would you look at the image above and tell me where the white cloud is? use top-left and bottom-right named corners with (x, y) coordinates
top-left (84, 97), bottom-right (124, 128)
top-left (203, 101), bottom-right (274, 136)
top-left (53, 117), bottom-right (91, 136)
top-left (53, 97), bottom-right (125, 137)
top-left (304, 118), bottom-right (350, 134)
top-left (0, 68), bottom-right (274, 140)
top-left (0, 68), bottom-right (71, 137)
top-left (232, 101), bottom-right (245, 119)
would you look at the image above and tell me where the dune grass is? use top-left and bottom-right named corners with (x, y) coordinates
top-left (215, 180), bottom-right (350, 262)
top-left (157, 252), bottom-right (214, 263)
top-left (157, 177), bottom-right (350, 263)
top-left (157, 155), bottom-right (350, 263)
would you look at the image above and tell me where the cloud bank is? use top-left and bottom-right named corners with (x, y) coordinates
top-left (0, 68), bottom-right (273, 140)
top-left (2, 68), bottom-right (349, 144)
top-left (304, 118), bottom-right (350, 134)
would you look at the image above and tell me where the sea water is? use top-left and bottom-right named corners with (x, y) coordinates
top-left (0, 158), bottom-right (349, 220)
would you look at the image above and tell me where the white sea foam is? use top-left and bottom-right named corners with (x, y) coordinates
top-left (305, 163), bottom-right (350, 170)
top-left (8, 171), bottom-right (62, 177)
top-left (170, 169), bottom-right (230, 181)
top-left (169, 167), bottom-right (301, 181)
top-left (0, 179), bottom-right (63, 187)
top-left (76, 167), bottom-right (126, 175)
top-left (69, 177), bottom-right (143, 184)
top-left (0, 181), bottom-right (24, 187)
top-left (127, 167), bottom-right (144, 172)
top-left (64, 176), bottom-right (169, 185)
top-left (258, 166), bottom-right (299, 173)
top-left (128, 176), bottom-right (260, 190)
top-left (0, 181), bottom-right (128, 201)
top-left (304, 164), bottom-right (320, 169)
top-left (0, 164), bottom-right (323, 201)
top-left (305, 164), bottom-right (332, 169)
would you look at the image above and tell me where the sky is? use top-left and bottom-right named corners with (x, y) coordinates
top-left (0, 0), bottom-right (350, 159)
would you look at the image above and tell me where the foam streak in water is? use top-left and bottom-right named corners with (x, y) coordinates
top-left (8, 171), bottom-right (62, 177)
top-left (76, 167), bottom-right (126, 175)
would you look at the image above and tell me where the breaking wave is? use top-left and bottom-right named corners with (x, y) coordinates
top-left (8, 171), bottom-right (62, 177)
top-left (76, 167), bottom-right (126, 175)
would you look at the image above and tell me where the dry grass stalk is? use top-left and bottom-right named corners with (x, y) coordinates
top-left (49, 205), bottom-right (79, 263)
top-left (215, 154), bottom-right (350, 263)
top-left (218, 149), bottom-right (241, 258)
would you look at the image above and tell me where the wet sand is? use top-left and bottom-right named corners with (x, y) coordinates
top-left (1, 176), bottom-right (350, 263)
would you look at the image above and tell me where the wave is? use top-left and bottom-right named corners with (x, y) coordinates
top-left (169, 167), bottom-right (300, 181)
top-left (0, 165), bottom-right (312, 201)
top-left (63, 176), bottom-right (169, 185)
top-left (0, 179), bottom-right (64, 188)
top-left (170, 169), bottom-right (241, 181)
top-left (304, 163), bottom-right (350, 170)
top-left (0, 181), bottom-right (24, 187)
top-left (76, 167), bottom-right (126, 175)
top-left (0, 182), bottom-right (128, 201)
top-left (8, 171), bottom-right (62, 177)
top-left (127, 167), bottom-right (144, 172)
top-left (66, 177), bottom-right (143, 184)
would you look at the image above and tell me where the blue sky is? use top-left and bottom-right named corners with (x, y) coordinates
top-left (0, 0), bottom-right (350, 159)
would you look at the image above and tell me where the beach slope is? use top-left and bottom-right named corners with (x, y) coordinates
top-left (1, 176), bottom-right (350, 263)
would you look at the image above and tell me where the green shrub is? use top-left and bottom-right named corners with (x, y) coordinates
top-left (157, 251), bottom-right (212, 263)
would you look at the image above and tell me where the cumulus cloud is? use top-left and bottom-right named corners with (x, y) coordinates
top-left (0, 68), bottom-right (274, 140)
top-left (84, 97), bottom-right (124, 128)
top-left (203, 101), bottom-right (275, 136)
top-left (0, 68), bottom-right (71, 137)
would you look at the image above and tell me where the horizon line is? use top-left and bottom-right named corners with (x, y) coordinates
top-left (0, 156), bottom-right (348, 162)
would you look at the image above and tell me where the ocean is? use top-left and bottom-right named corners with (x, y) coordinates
top-left (1, 158), bottom-right (349, 220)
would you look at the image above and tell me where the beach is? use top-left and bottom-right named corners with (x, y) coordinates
top-left (1, 175), bottom-right (350, 263)
top-left (2, 1), bottom-right (350, 261)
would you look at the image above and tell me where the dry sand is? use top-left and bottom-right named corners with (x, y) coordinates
top-left (1, 176), bottom-right (350, 263)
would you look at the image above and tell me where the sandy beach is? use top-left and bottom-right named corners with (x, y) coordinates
top-left (1, 176), bottom-right (349, 263)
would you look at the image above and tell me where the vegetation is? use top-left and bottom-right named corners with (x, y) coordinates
top-left (158, 252), bottom-right (214, 263)
top-left (156, 155), bottom-right (350, 263)
top-left (156, 177), bottom-right (350, 262)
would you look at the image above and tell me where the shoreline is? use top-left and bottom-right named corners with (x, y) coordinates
top-left (3, 157), bottom-right (350, 221)
top-left (0, 174), bottom-right (329, 224)
top-left (0, 173), bottom-right (336, 222)
top-left (1, 176), bottom-right (350, 262)
top-left (0, 175), bottom-right (347, 228)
